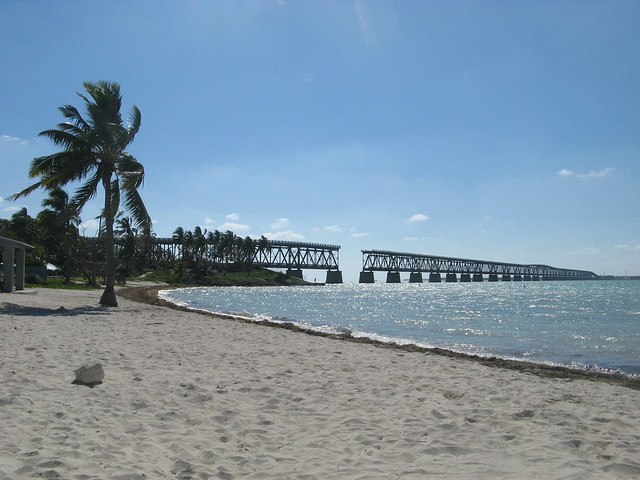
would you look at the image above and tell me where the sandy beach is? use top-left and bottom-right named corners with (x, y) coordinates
top-left (1, 287), bottom-right (639, 480)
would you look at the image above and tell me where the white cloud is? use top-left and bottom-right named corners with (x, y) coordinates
top-left (558, 167), bottom-right (614, 178)
top-left (615, 244), bottom-right (640, 251)
top-left (405, 236), bottom-right (419, 241)
top-left (324, 225), bottom-right (342, 233)
top-left (226, 212), bottom-right (240, 221)
top-left (204, 216), bottom-right (215, 225)
top-left (218, 222), bottom-right (250, 231)
top-left (578, 167), bottom-right (614, 178)
top-left (0, 134), bottom-right (29, 146)
top-left (409, 213), bottom-right (429, 223)
top-left (81, 219), bottom-right (100, 232)
top-left (482, 215), bottom-right (492, 221)
top-left (351, 232), bottom-right (369, 238)
top-left (2, 205), bottom-right (21, 214)
top-left (271, 217), bottom-right (290, 230)
top-left (264, 230), bottom-right (305, 241)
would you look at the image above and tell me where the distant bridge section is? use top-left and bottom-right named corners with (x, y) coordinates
top-left (360, 250), bottom-right (599, 283)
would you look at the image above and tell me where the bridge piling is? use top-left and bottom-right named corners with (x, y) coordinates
top-left (359, 271), bottom-right (375, 283)
top-left (409, 272), bottom-right (423, 283)
top-left (429, 273), bottom-right (442, 283)
top-left (325, 270), bottom-right (343, 284)
top-left (445, 273), bottom-right (457, 282)
top-left (286, 268), bottom-right (304, 279)
top-left (386, 272), bottom-right (401, 283)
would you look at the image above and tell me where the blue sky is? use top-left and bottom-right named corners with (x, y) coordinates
top-left (1, 0), bottom-right (639, 281)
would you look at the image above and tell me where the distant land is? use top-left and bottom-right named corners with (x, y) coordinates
top-left (599, 276), bottom-right (640, 280)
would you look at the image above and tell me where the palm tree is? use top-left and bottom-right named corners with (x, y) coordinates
top-left (10, 81), bottom-right (150, 306)
top-left (37, 187), bottom-right (80, 282)
top-left (115, 213), bottom-right (138, 279)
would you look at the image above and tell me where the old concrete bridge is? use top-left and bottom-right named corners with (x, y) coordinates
top-left (359, 250), bottom-right (599, 283)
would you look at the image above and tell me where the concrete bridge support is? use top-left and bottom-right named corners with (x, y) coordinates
top-left (524, 275), bottom-right (532, 281)
top-left (429, 273), bottom-right (442, 283)
top-left (532, 275), bottom-right (540, 281)
top-left (386, 271), bottom-right (401, 283)
top-left (472, 273), bottom-right (484, 282)
top-left (488, 274), bottom-right (499, 282)
top-left (286, 268), bottom-right (304, 279)
top-left (445, 273), bottom-right (457, 282)
top-left (460, 273), bottom-right (471, 282)
top-left (325, 270), bottom-right (343, 284)
top-left (513, 274), bottom-right (522, 281)
top-left (359, 271), bottom-right (375, 283)
top-left (502, 274), bottom-right (512, 281)
top-left (409, 272), bottom-right (423, 283)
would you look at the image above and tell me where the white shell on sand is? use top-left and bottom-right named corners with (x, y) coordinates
top-left (74, 363), bottom-right (104, 385)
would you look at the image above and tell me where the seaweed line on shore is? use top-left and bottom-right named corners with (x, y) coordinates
top-left (119, 286), bottom-right (640, 390)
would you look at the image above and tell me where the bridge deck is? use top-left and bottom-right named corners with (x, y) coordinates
top-left (362, 250), bottom-right (598, 280)
top-left (147, 238), bottom-right (340, 270)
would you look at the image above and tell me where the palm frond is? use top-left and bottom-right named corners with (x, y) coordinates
top-left (122, 186), bottom-right (151, 234)
top-left (70, 172), bottom-right (101, 212)
top-left (59, 104), bottom-right (91, 131)
top-left (127, 105), bottom-right (141, 138)
top-left (38, 128), bottom-right (89, 150)
top-left (7, 181), bottom-right (44, 200)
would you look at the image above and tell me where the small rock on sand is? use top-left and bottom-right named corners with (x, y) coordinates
top-left (73, 363), bottom-right (105, 386)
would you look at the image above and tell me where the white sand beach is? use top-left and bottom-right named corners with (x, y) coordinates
top-left (1, 287), bottom-right (639, 480)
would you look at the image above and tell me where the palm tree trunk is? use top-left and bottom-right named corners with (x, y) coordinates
top-left (99, 176), bottom-right (118, 307)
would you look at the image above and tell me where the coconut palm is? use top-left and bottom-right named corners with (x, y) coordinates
top-left (10, 81), bottom-right (150, 306)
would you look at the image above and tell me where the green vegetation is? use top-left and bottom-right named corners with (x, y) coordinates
top-left (142, 266), bottom-right (304, 287)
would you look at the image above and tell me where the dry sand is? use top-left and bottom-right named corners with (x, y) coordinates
top-left (1, 287), bottom-right (639, 480)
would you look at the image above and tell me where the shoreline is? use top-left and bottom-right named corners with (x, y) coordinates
top-left (2, 287), bottom-right (640, 479)
top-left (121, 286), bottom-right (640, 390)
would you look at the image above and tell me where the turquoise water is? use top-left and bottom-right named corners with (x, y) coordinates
top-left (159, 280), bottom-right (640, 375)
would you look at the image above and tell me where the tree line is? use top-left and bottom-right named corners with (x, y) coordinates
top-left (1, 201), bottom-right (271, 284)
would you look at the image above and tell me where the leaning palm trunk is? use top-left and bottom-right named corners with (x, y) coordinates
top-left (9, 81), bottom-right (150, 307)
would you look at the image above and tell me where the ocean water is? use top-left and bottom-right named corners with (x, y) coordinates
top-left (159, 280), bottom-right (640, 376)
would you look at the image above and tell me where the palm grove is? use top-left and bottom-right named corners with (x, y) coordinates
top-left (4, 81), bottom-right (269, 305)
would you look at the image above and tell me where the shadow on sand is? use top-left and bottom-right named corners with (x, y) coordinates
top-left (0, 303), bottom-right (110, 317)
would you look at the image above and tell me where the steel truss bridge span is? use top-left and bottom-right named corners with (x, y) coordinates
top-left (360, 250), bottom-right (599, 283)
top-left (149, 238), bottom-right (343, 283)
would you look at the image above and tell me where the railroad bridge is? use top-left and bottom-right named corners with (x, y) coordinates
top-left (360, 250), bottom-right (599, 283)
top-left (149, 238), bottom-right (343, 283)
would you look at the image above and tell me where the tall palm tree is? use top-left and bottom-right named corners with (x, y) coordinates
top-left (10, 81), bottom-right (150, 306)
